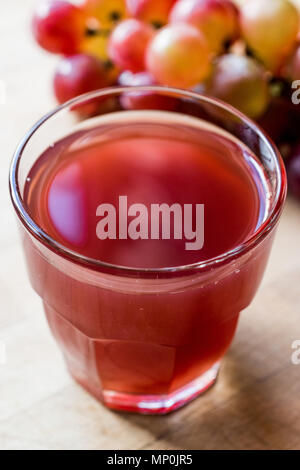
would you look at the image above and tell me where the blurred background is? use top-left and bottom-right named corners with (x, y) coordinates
top-left (1, 0), bottom-right (300, 450)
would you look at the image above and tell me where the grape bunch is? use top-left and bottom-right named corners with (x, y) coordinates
top-left (32, 0), bottom-right (300, 200)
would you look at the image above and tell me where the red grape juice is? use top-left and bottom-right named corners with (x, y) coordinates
top-left (22, 111), bottom-right (271, 412)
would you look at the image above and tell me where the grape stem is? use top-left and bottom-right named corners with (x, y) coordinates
top-left (85, 27), bottom-right (111, 38)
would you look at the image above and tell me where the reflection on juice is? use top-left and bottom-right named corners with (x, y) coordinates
top-left (21, 111), bottom-right (272, 412)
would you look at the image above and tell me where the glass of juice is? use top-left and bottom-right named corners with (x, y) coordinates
top-left (9, 87), bottom-right (287, 414)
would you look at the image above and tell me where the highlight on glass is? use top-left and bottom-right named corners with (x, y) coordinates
top-left (9, 86), bottom-right (287, 414)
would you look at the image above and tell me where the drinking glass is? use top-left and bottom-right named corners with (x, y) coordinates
top-left (9, 87), bottom-right (287, 414)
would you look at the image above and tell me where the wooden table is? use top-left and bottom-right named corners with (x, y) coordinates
top-left (1, 1), bottom-right (300, 450)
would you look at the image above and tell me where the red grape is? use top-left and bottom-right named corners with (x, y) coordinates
top-left (32, 0), bottom-right (86, 55)
top-left (258, 97), bottom-right (295, 144)
top-left (108, 19), bottom-right (154, 72)
top-left (287, 142), bottom-right (300, 200)
top-left (118, 70), bottom-right (177, 110)
top-left (53, 54), bottom-right (109, 104)
top-left (126, 0), bottom-right (176, 28)
top-left (240, 0), bottom-right (299, 73)
top-left (169, 0), bottom-right (239, 54)
top-left (205, 54), bottom-right (270, 119)
top-left (146, 23), bottom-right (211, 88)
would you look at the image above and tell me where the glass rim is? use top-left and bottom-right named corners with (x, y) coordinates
top-left (9, 85), bottom-right (287, 278)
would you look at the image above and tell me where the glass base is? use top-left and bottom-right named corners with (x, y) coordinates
top-left (71, 361), bottom-right (220, 415)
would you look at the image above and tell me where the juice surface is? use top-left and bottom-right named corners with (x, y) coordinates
top-left (24, 111), bottom-right (267, 269)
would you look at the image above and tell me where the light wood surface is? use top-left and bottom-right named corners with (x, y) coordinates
top-left (1, 1), bottom-right (300, 450)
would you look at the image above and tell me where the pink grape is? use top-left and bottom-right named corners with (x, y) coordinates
top-left (240, 0), bottom-right (299, 72)
top-left (169, 0), bottom-right (239, 54)
top-left (32, 0), bottom-right (86, 55)
top-left (126, 0), bottom-right (176, 28)
top-left (108, 19), bottom-right (154, 72)
top-left (205, 54), bottom-right (270, 119)
top-left (146, 23), bottom-right (211, 88)
top-left (284, 45), bottom-right (300, 81)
